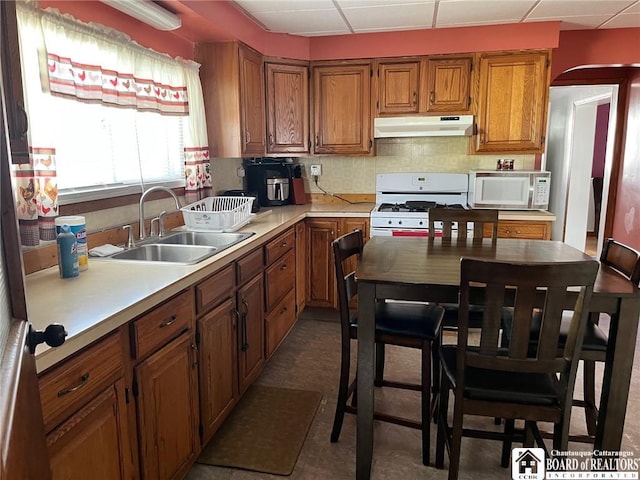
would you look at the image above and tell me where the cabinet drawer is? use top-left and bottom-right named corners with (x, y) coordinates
top-left (196, 264), bottom-right (235, 315)
top-left (264, 228), bottom-right (294, 265)
top-left (495, 221), bottom-right (550, 240)
top-left (132, 290), bottom-right (193, 359)
top-left (39, 331), bottom-right (123, 433)
top-left (237, 247), bottom-right (263, 286)
top-left (265, 290), bottom-right (296, 357)
top-left (265, 249), bottom-right (296, 311)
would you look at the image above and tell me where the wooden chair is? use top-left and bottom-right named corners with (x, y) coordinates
top-left (428, 209), bottom-right (499, 331)
top-left (428, 208), bottom-right (499, 240)
top-left (330, 230), bottom-right (445, 465)
top-left (507, 238), bottom-right (640, 441)
top-left (435, 257), bottom-right (599, 480)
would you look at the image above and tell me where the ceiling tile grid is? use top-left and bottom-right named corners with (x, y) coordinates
top-left (232, 0), bottom-right (640, 36)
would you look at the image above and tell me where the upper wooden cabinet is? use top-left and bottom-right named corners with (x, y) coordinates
top-left (376, 60), bottom-right (421, 115)
top-left (311, 62), bottom-right (372, 155)
top-left (196, 42), bottom-right (266, 157)
top-left (265, 62), bottom-right (310, 154)
top-left (425, 56), bottom-right (472, 113)
top-left (474, 50), bottom-right (551, 153)
top-left (374, 55), bottom-right (472, 116)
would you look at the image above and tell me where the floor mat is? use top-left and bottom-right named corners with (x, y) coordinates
top-left (197, 384), bottom-right (322, 476)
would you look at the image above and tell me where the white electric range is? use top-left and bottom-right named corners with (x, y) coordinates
top-left (369, 172), bottom-right (469, 237)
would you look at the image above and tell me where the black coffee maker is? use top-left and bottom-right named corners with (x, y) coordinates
top-left (244, 158), bottom-right (293, 207)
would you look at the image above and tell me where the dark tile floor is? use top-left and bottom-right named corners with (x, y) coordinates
top-left (186, 310), bottom-right (640, 480)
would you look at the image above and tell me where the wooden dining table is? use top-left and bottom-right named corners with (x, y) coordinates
top-left (354, 237), bottom-right (640, 480)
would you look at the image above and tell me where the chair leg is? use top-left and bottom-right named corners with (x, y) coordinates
top-left (421, 342), bottom-right (432, 466)
top-left (374, 342), bottom-right (385, 387)
top-left (583, 359), bottom-right (598, 436)
top-left (448, 397), bottom-right (464, 480)
top-left (501, 419), bottom-right (515, 467)
top-left (331, 339), bottom-right (351, 443)
top-left (435, 372), bottom-right (450, 469)
top-left (431, 336), bottom-right (441, 424)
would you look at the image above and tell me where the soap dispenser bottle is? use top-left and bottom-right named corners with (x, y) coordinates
top-left (57, 224), bottom-right (79, 278)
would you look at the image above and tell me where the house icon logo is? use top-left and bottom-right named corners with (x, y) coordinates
top-left (512, 448), bottom-right (545, 480)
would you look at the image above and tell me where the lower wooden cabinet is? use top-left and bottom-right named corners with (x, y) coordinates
top-left (46, 379), bottom-right (134, 480)
top-left (484, 220), bottom-right (552, 240)
top-left (306, 218), bottom-right (338, 308)
top-left (237, 273), bottom-right (265, 395)
top-left (40, 331), bottom-right (135, 480)
top-left (135, 332), bottom-right (199, 480)
top-left (197, 297), bottom-right (238, 445)
top-left (306, 217), bottom-right (370, 309)
top-left (295, 221), bottom-right (307, 314)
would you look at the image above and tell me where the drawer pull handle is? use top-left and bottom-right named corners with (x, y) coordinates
top-left (280, 264), bottom-right (287, 270)
top-left (160, 315), bottom-right (177, 328)
top-left (280, 242), bottom-right (287, 248)
top-left (58, 373), bottom-right (90, 397)
top-left (280, 307), bottom-right (288, 315)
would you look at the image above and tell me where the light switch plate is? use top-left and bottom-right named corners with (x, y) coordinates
top-left (310, 164), bottom-right (322, 176)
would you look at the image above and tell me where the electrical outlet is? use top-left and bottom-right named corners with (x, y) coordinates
top-left (236, 167), bottom-right (245, 177)
top-left (310, 164), bottom-right (322, 176)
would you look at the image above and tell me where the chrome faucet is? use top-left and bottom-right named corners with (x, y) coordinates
top-left (139, 187), bottom-right (181, 240)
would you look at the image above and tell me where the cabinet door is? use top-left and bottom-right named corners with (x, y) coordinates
top-left (197, 298), bottom-right (238, 444)
top-left (475, 51), bottom-right (550, 153)
top-left (136, 333), bottom-right (199, 480)
top-left (426, 56), bottom-right (472, 113)
top-left (295, 221), bottom-right (306, 314)
top-left (47, 381), bottom-right (134, 480)
top-left (376, 60), bottom-right (420, 115)
top-left (306, 219), bottom-right (337, 308)
top-left (239, 45), bottom-right (266, 156)
top-left (237, 273), bottom-right (265, 395)
top-left (485, 220), bottom-right (551, 240)
top-left (0, 1), bottom-right (29, 163)
top-left (312, 63), bottom-right (371, 154)
top-left (266, 63), bottom-right (309, 154)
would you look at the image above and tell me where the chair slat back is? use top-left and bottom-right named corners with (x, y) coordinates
top-left (332, 230), bottom-right (364, 330)
top-left (458, 259), bottom-right (599, 380)
top-left (428, 208), bottom-right (499, 239)
top-left (601, 238), bottom-right (640, 285)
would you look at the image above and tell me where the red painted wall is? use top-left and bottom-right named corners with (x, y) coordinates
top-left (612, 70), bottom-right (640, 251)
top-left (40, 1), bottom-right (194, 59)
top-left (552, 28), bottom-right (640, 80)
top-left (592, 103), bottom-right (609, 178)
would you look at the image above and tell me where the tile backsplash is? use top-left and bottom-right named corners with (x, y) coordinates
top-left (210, 137), bottom-right (535, 195)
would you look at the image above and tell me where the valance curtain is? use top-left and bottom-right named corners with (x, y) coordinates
top-left (14, 3), bottom-right (212, 246)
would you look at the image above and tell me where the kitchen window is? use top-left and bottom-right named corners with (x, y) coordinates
top-left (14, 3), bottom-right (210, 246)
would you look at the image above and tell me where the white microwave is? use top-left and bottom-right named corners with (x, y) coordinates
top-left (468, 170), bottom-right (551, 210)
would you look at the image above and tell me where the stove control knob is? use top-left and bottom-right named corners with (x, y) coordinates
top-left (399, 221), bottom-right (402, 225)
top-left (419, 221), bottom-right (423, 225)
top-left (388, 220), bottom-right (392, 225)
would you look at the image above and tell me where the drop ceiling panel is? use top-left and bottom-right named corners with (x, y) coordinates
top-left (342, 3), bottom-right (434, 32)
top-left (436, 0), bottom-right (535, 27)
top-left (600, 12), bottom-right (640, 28)
top-left (248, 9), bottom-right (350, 35)
top-left (529, 0), bottom-right (636, 17)
top-left (231, 0), bottom-right (640, 36)
top-left (234, 0), bottom-right (335, 14)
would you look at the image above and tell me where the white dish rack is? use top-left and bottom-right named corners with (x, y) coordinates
top-left (181, 196), bottom-right (255, 232)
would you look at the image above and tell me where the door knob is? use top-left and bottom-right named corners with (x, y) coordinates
top-left (27, 323), bottom-right (67, 354)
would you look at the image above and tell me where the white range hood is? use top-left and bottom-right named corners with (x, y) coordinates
top-left (374, 115), bottom-right (474, 138)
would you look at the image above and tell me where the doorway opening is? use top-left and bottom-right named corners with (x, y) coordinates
top-left (543, 85), bottom-right (618, 258)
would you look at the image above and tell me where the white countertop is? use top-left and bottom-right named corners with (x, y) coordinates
top-left (27, 203), bottom-right (373, 373)
top-left (26, 202), bottom-right (554, 372)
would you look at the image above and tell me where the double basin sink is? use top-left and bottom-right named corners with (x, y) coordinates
top-left (107, 231), bottom-right (255, 265)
